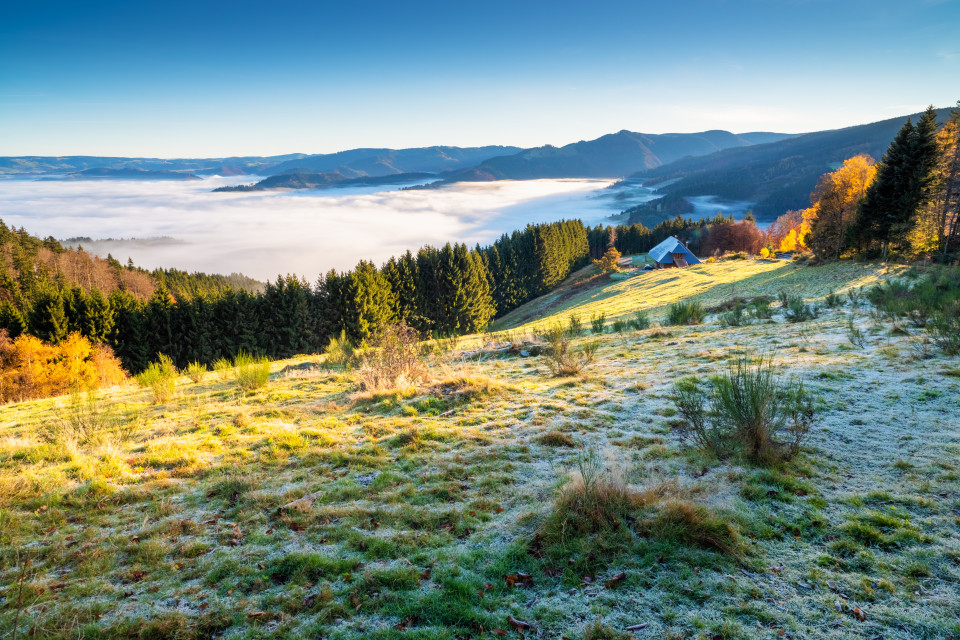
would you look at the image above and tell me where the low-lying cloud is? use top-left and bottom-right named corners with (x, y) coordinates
top-left (0, 176), bottom-right (620, 281)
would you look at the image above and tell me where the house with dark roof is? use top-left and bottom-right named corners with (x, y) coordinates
top-left (648, 236), bottom-right (701, 268)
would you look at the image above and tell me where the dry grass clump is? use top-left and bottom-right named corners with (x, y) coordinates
top-left (671, 355), bottom-right (816, 465)
top-left (541, 324), bottom-right (599, 377)
top-left (355, 323), bottom-right (427, 392)
top-left (185, 361), bottom-right (207, 383)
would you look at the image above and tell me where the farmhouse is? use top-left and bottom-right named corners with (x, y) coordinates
top-left (648, 236), bottom-right (701, 268)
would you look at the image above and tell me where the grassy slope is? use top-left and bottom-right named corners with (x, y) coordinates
top-left (1, 259), bottom-right (958, 639)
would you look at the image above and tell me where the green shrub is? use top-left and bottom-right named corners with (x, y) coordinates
top-left (749, 298), bottom-right (773, 319)
top-left (670, 356), bottom-right (816, 464)
top-left (590, 312), bottom-right (606, 335)
top-left (234, 352), bottom-right (271, 394)
top-left (542, 324), bottom-right (599, 376)
top-left (781, 294), bottom-right (819, 322)
top-left (567, 314), bottom-right (583, 337)
top-left (824, 291), bottom-right (842, 308)
top-left (667, 300), bottom-right (705, 325)
top-left (719, 303), bottom-right (750, 327)
top-left (631, 310), bottom-right (650, 330)
top-left (186, 361), bottom-right (207, 383)
top-left (136, 354), bottom-right (178, 404)
top-left (324, 330), bottom-right (355, 367)
top-left (928, 307), bottom-right (960, 355)
top-left (611, 318), bottom-right (628, 333)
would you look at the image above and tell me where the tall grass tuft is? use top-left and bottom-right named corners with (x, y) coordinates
top-left (234, 352), bottom-right (271, 395)
top-left (667, 300), bottom-right (706, 325)
top-left (590, 312), bottom-right (606, 335)
top-left (213, 357), bottom-right (232, 380)
top-left (186, 361), bottom-right (207, 383)
top-left (671, 356), bottom-right (816, 464)
top-left (136, 354), bottom-right (178, 404)
top-left (631, 310), bottom-right (650, 330)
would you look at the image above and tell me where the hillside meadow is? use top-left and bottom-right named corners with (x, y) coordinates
top-left (1, 258), bottom-right (959, 640)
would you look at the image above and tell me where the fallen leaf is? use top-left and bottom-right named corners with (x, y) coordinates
top-left (853, 607), bottom-right (866, 622)
top-left (507, 615), bottom-right (532, 631)
top-left (420, 568), bottom-right (431, 581)
top-left (504, 572), bottom-right (534, 588)
top-left (604, 572), bottom-right (626, 589)
top-left (495, 506), bottom-right (504, 513)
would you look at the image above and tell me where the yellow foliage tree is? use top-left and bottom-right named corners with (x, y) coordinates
top-left (805, 154), bottom-right (877, 260)
top-left (0, 331), bottom-right (127, 403)
top-left (594, 246), bottom-right (622, 273)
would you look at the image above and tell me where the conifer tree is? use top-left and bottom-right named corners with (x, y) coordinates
top-left (28, 288), bottom-right (68, 344)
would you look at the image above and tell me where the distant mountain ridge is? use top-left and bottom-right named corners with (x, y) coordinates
top-left (622, 108), bottom-right (956, 221)
top-left (440, 129), bottom-right (796, 182)
top-left (213, 171), bottom-right (436, 192)
top-left (43, 167), bottom-right (201, 181)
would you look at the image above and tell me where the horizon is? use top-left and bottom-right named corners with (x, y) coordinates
top-left (2, 0), bottom-right (958, 157)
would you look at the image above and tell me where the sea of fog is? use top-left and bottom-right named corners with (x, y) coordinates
top-left (0, 175), bottom-right (758, 281)
top-left (0, 175), bottom-right (632, 281)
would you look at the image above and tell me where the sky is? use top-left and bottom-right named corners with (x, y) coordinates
top-left (2, 0), bottom-right (958, 157)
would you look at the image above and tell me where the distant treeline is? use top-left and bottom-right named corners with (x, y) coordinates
top-left (7, 220), bottom-right (591, 372)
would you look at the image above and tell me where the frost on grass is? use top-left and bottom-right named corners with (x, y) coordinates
top-left (1, 260), bottom-right (959, 639)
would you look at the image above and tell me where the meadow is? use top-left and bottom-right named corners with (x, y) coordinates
top-left (1, 258), bottom-right (958, 639)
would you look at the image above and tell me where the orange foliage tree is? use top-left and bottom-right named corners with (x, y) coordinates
top-left (0, 330), bottom-right (127, 403)
top-left (804, 154), bottom-right (877, 260)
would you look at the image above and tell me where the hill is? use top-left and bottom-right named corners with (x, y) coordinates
top-left (213, 171), bottom-right (436, 192)
top-left (2, 258), bottom-right (958, 639)
top-left (622, 107), bottom-right (956, 221)
top-left (432, 129), bottom-right (794, 183)
top-left (0, 154), bottom-right (308, 176)
top-left (44, 167), bottom-right (201, 181)
top-left (265, 145), bottom-right (524, 177)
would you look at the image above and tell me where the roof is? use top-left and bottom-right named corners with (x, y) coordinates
top-left (648, 236), bottom-right (701, 265)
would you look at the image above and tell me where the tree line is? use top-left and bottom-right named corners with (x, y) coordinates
top-left (6, 220), bottom-right (591, 373)
top-left (774, 103), bottom-right (960, 261)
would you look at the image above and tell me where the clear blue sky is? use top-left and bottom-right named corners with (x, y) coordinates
top-left (1, 0), bottom-right (957, 157)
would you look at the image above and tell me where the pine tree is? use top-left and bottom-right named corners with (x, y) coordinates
top-left (28, 288), bottom-right (68, 344)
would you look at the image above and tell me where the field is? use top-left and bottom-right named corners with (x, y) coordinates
top-left (2, 259), bottom-right (959, 639)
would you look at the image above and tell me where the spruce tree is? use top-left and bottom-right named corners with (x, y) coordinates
top-left (28, 288), bottom-right (68, 344)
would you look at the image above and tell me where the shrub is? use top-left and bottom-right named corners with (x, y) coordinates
top-left (590, 312), bottom-right (606, 335)
top-left (212, 358), bottom-right (232, 380)
top-left (824, 291), bottom-right (842, 308)
top-left (611, 319), bottom-right (628, 333)
top-left (136, 354), bottom-right (178, 404)
top-left (928, 308), bottom-right (960, 355)
top-left (719, 304), bottom-right (750, 328)
top-left (324, 330), bottom-right (355, 368)
top-left (631, 310), bottom-right (650, 330)
top-left (667, 300), bottom-right (705, 325)
top-left (784, 298), bottom-right (820, 322)
top-left (724, 251), bottom-right (749, 260)
top-left (542, 325), bottom-right (599, 376)
top-left (758, 247), bottom-right (771, 259)
top-left (670, 356), bottom-right (816, 464)
top-left (749, 298), bottom-right (773, 319)
top-left (355, 323), bottom-right (426, 392)
top-left (234, 352), bottom-right (271, 394)
top-left (847, 319), bottom-right (866, 349)
top-left (186, 361), bottom-right (207, 383)
top-left (567, 314), bottom-right (583, 337)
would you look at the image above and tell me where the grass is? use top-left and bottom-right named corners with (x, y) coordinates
top-left (2, 259), bottom-right (959, 639)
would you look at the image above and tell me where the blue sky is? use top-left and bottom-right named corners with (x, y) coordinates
top-left (1, 0), bottom-right (958, 157)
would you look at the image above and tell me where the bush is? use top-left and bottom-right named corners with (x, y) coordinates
top-left (749, 298), bottom-right (773, 319)
top-left (719, 303), bottom-right (750, 328)
top-left (784, 298), bottom-right (820, 322)
top-left (324, 330), bottom-right (355, 368)
top-left (542, 325), bottom-right (599, 376)
top-left (136, 354), bottom-right (178, 404)
top-left (667, 300), bottom-right (705, 325)
top-left (355, 323), bottom-right (426, 392)
top-left (824, 291), bottom-right (842, 308)
top-left (590, 312), bottom-right (606, 335)
top-left (631, 310), bottom-right (650, 330)
top-left (567, 314), bottom-right (583, 337)
top-left (670, 356), bottom-right (816, 464)
top-left (611, 319), bottom-right (628, 333)
top-left (212, 358), bottom-right (232, 380)
top-left (186, 361), bottom-right (207, 383)
top-left (928, 308), bottom-right (960, 355)
top-left (234, 352), bottom-right (271, 394)
top-left (847, 319), bottom-right (866, 349)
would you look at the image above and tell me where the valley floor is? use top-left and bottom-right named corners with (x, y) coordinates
top-left (1, 259), bottom-right (958, 639)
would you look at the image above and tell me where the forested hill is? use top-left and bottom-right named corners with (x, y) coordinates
top-left (625, 107), bottom-right (956, 220)
top-left (426, 129), bottom-right (794, 184)
top-left (0, 221), bottom-right (264, 339)
top-left (213, 171), bottom-right (436, 192)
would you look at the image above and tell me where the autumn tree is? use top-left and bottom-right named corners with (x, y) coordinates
top-left (805, 154), bottom-right (877, 260)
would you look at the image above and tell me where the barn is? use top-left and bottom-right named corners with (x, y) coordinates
top-left (648, 236), bottom-right (701, 268)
